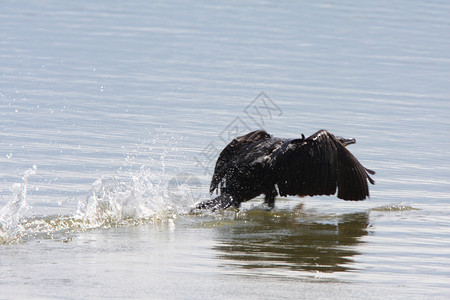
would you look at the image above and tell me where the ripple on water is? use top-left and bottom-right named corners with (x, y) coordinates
top-left (369, 203), bottom-right (420, 212)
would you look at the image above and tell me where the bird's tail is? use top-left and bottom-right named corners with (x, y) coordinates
top-left (194, 193), bottom-right (233, 211)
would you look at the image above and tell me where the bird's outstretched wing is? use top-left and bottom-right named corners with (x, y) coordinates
top-left (210, 130), bottom-right (271, 194)
top-left (274, 130), bottom-right (375, 200)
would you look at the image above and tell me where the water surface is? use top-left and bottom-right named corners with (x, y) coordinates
top-left (1, 1), bottom-right (449, 298)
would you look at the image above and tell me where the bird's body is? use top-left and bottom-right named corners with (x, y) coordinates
top-left (195, 129), bottom-right (375, 211)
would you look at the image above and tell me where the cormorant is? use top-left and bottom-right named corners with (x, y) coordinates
top-left (195, 129), bottom-right (375, 210)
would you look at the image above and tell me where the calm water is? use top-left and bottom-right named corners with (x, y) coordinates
top-left (1, 1), bottom-right (450, 299)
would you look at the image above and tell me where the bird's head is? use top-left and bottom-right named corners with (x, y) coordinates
top-left (336, 136), bottom-right (356, 147)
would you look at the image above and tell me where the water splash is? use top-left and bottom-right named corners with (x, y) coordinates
top-left (0, 161), bottom-right (205, 244)
top-left (76, 166), bottom-right (198, 228)
top-left (0, 165), bottom-right (37, 243)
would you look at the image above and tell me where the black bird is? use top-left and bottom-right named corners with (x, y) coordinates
top-left (195, 129), bottom-right (375, 210)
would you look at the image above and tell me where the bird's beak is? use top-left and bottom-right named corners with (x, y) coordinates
top-left (339, 137), bottom-right (356, 147)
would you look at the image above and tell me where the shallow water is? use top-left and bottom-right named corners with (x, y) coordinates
top-left (1, 1), bottom-right (450, 299)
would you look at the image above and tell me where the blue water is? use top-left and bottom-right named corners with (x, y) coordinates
top-left (1, 1), bottom-right (449, 298)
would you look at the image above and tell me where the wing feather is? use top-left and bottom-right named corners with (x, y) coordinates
top-left (274, 130), bottom-right (374, 201)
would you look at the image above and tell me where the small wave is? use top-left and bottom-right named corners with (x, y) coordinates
top-left (370, 203), bottom-right (420, 212)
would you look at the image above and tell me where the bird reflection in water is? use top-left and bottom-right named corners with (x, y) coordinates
top-left (212, 208), bottom-right (369, 274)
